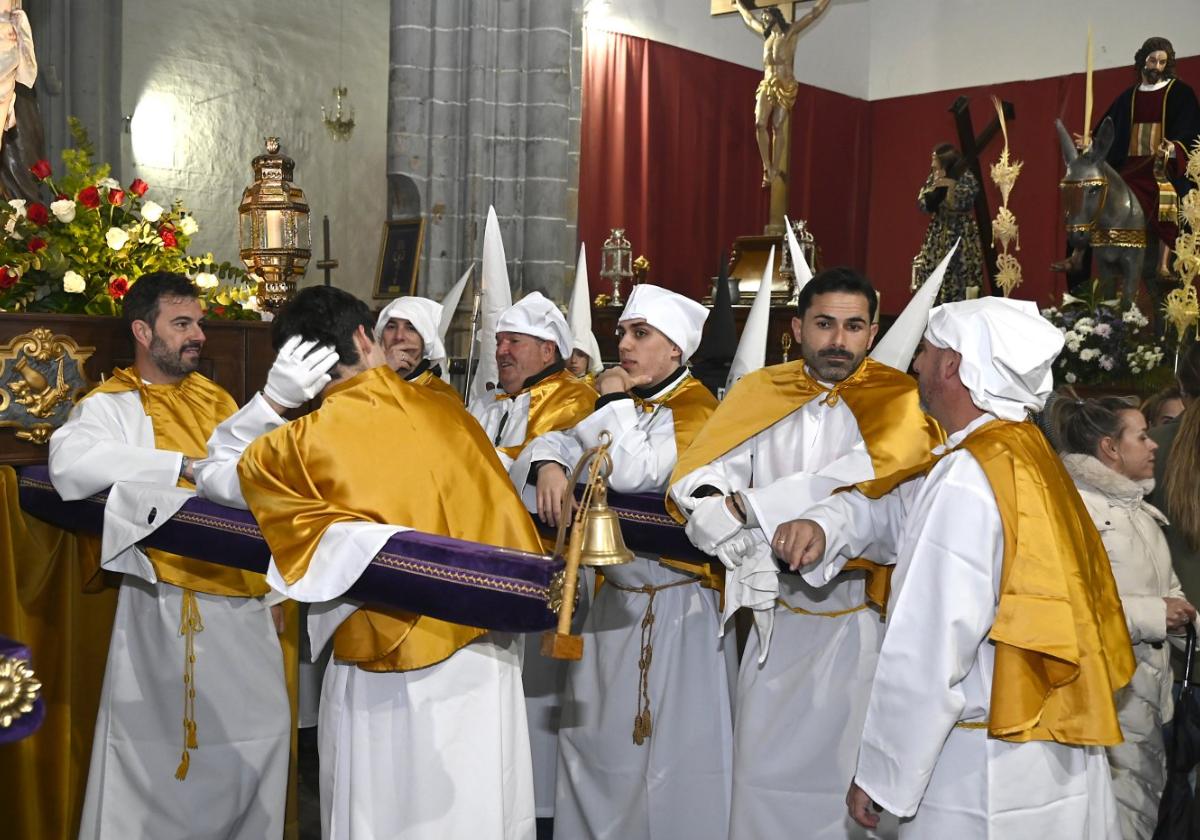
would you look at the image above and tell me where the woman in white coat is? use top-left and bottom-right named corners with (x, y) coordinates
top-left (1056, 395), bottom-right (1198, 840)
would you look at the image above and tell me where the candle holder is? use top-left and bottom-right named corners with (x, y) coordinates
top-left (238, 137), bottom-right (312, 313)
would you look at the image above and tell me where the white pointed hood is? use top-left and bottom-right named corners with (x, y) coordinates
top-left (472, 207), bottom-right (512, 401)
top-left (870, 239), bottom-right (959, 371)
top-left (567, 243), bottom-right (603, 374)
top-left (784, 216), bottom-right (813, 294)
top-left (726, 245), bottom-right (775, 390)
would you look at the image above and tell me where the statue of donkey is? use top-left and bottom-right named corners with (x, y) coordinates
top-left (1057, 116), bottom-right (1147, 298)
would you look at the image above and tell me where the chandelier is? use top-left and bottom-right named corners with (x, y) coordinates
top-left (321, 87), bottom-right (355, 142)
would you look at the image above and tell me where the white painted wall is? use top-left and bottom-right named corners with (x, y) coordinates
top-left (120, 0), bottom-right (389, 303)
top-left (585, 0), bottom-right (872, 100)
top-left (588, 0), bottom-right (1200, 102)
top-left (867, 0), bottom-right (1200, 100)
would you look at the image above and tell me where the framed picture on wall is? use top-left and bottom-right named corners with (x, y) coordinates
top-left (373, 217), bottom-right (425, 299)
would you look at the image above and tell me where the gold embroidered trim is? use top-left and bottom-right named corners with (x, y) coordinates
top-left (1089, 228), bottom-right (1148, 248)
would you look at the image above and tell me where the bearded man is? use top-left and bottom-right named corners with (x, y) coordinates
top-left (50, 272), bottom-right (290, 840)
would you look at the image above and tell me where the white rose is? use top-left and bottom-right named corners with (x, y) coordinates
top-left (98, 177), bottom-right (121, 190)
top-left (50, 199), bottom-right (76, 223)
top-left (243, 294), bottom-right (259, 312)
top-left (105, 227), bottom-right (130, 250)
top-left (7, 199), bottom-right (26, 217)
top-left (62, 270), bottom-right (86, 294)
top-left (4, 215), bottom-right (21, 240)
top-left (1079, 348), bottom-right (1099, 362)
top-left (194, 271), bottom-right (219, 289)
top-left (1064, 372), bottom-right (1077, 384)
top-left (178, 216), bottom-right (199, 236)
top-left (140, 200), bottom-right (164, 223)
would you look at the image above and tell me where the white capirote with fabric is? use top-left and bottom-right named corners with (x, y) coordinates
top-left (528, 284), bottom-right (732, 840)
top-left (49, 388), bottom-right (289, 840)
top-left (468, 291), bottom-right (574, 472)
top-left (197, 376), bottom-right (535, 840)
top-left (671, 378), bottom-right (887, 840)
top-left (374, 295), bottom-right (448, 372)
top-left (799, 299), bottom-right (1119, 838)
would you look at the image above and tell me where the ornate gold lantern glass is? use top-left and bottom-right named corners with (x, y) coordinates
top-left (600, 228), bottom-right (633, 308)
top-left (238, 137), bottom-right (311, 312)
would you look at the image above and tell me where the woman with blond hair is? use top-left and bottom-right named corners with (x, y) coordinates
top-left (1056, 394), bottom-right (1196, 839)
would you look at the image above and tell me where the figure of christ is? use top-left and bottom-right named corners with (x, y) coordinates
top-left (735, 0), bottom-right (830, 187)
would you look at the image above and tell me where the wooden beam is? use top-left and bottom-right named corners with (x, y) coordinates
top-left (711, 0), bottom-right (798, 18)
top-left (948, 96), bottom-right (1016, 297)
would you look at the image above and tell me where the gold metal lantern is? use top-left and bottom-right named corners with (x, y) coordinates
top-left (238, 137), bottom-right (311, 312)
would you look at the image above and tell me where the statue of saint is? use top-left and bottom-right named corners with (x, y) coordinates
top-left (734, 0), bottom-right (830, 187)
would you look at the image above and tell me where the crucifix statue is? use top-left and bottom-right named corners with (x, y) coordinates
top-left (714, 0), bottom-right (830, 234)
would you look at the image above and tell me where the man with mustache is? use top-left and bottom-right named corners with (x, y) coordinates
top-left (669, 268), bottom-right (941, 840)
top-left (374, 295), bottom-right (459, 399)
top-left (522, 284), bottom-right (722, 840)
top-left (50, 272), bottom-right (291, 839)
top-left (776, 298), bottom-right (1132, 838)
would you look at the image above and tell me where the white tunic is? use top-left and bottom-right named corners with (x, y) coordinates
top-left (203, 395), bottom-right (536, 840)
top-left (526, 376), bottom-right (734, 840)
top-left (469, 383), bottom-right (573, 819)
top-left (671, 394), bottom-right (890, 840)
top-left (803, 414), bottom-right (1120, 839)
top-left (49, 389), bottom-right (290, 840)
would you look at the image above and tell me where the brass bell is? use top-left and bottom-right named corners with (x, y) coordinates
top-left (577, 484), bottom-right (634, 567)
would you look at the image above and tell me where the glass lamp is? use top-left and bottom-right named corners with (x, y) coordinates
top-left (238, 137), bottom-right (311, 312)
top-left (599, 228), bottom-right (633, 307)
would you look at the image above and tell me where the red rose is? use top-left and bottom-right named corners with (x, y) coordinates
top-left (27, 237), bottom-right (46, 252)
top-left (56, 193), bottom-right (69, 201)
top-left (77, 186), bottom-right (101, 209)
top-left (107, 189), bottom-right (125, 206)
top-left (26, 202), bottom-right (48, 226)
top-left (212, 305), bottom-right (227, 317)
top-left (159, 226), bottom-right (177, 248)
top-left (0, 267), bottom-right (17, 289)
top-left (29, 159), bottom-right (52, 180)
top-left (129, 178), bottom-right (149, 197)
top-left (108, 276), bottom-right (129, 299)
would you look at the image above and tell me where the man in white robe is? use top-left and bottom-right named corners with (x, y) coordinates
top-left (776, 298), bottom-right (1132, 839)
top-left (374, 295), bottom-right (458, 398)
top-left (525, 285), bottom-right (725, 839)
top-left (466, 291), bottom-right (595, 822)
top-left (49, 272), bottom-right (291, 840)
top-left (669, 269), bottom-right (939, 840)
top-left (200, 285), bottom-right (542, 840)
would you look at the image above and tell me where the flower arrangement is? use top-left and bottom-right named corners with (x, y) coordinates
top-left (0, 119), bottom-right (259, 319)
top-left (1041, 281), bottom-right (1166, 386)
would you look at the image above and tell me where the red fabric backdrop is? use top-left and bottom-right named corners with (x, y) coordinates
top-left (578, 29), bottom-right (871, 302)
top-left (578, 28), bottom-right (1200, 314)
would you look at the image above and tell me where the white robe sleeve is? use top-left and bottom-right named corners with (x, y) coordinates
top-left (853, 450), bottom-right (1003, 818)
top-left (510, 429), bottom-right (582, 511)
top-left (741, 445), bottom-right (874, 543)
top-left (194, 393), bottom-right (286, 509)
top-left (575, 399), bottom-right (677, 494)
top-left (799, 485), bottom-right (910, 587)
top-left (48, 393), bottom-right (181, 500)
top-left (669, 436), bottom-right (754, 516)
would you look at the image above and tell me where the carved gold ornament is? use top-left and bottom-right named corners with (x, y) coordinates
top-left (994, 253), bottom-right (1024, 298)
top-left (0, 654), bottom-right (41, 728)
top-left (988, 97), bottom-right (1024, 296)
top-left (1163, 283), bottom-right (1199, 342)
top-left (991, 206), bottom-right (1020, 255)
top-left (0, 328), bottom-right (94, 444)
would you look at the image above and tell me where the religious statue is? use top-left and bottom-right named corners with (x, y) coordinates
top-left (0, 0), bottom-right (44, 203)
top-left (734, 0), bottom-right (830, 187)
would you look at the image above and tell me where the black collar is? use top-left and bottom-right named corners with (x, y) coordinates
top-left (404, 358), bottom-right (432, 381)
top-left (513, 359), bottom-right (566, 393)
top-left (631, 365), bottom-right (687, 400)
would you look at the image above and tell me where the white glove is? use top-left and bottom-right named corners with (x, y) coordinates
top-left (714, 531), bottom-right (757, 571)
top-left (685, 495), bottom-right (744, 555)
top-left (263, 336), bottom-right (339, 409)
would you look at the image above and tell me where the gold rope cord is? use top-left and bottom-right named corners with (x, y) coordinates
top-left (606, 577), bottom-right (697, 745)
top-left (775, 598), bottom-right (869, 618)
top-left (174, 589), bottom-right (204, 781)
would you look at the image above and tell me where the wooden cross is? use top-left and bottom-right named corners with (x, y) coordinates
top-left (948, 96), bottom-right (1015, 297)
top-left (710, 0), bottom-right (799, 19)
top-left (316, 214), bottom-right (338, 287)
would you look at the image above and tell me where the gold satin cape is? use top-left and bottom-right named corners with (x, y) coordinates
top-left (238, 365), bottom-right (546, 672)
top-left (494, 368), bottom-right (597, 461)
top-left (410, 368), bottom-right (461, 401)
top-left (668, 358), bottom-right (943, 607)
top-left (86, 367), bottom-right (268, 597)
top-left (856, 419), bottom-right (1134, 745)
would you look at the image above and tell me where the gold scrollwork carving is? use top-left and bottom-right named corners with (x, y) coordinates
top-left (0, 328), bottom-right (94, 444)
top-left (0, 654), bottom-right (42, 728)
top-left (547, 568), bottom-right (567, 613)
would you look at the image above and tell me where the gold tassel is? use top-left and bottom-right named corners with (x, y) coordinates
top-left (175, 590), bottom-right (204, 781)
top-left (175, 749), bottom-right (190, 781)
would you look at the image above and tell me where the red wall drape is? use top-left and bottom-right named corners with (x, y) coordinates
top-left (578, 30), bottom-right (871, 302)
top-left (579, 28), bottom-right (1200, 314)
